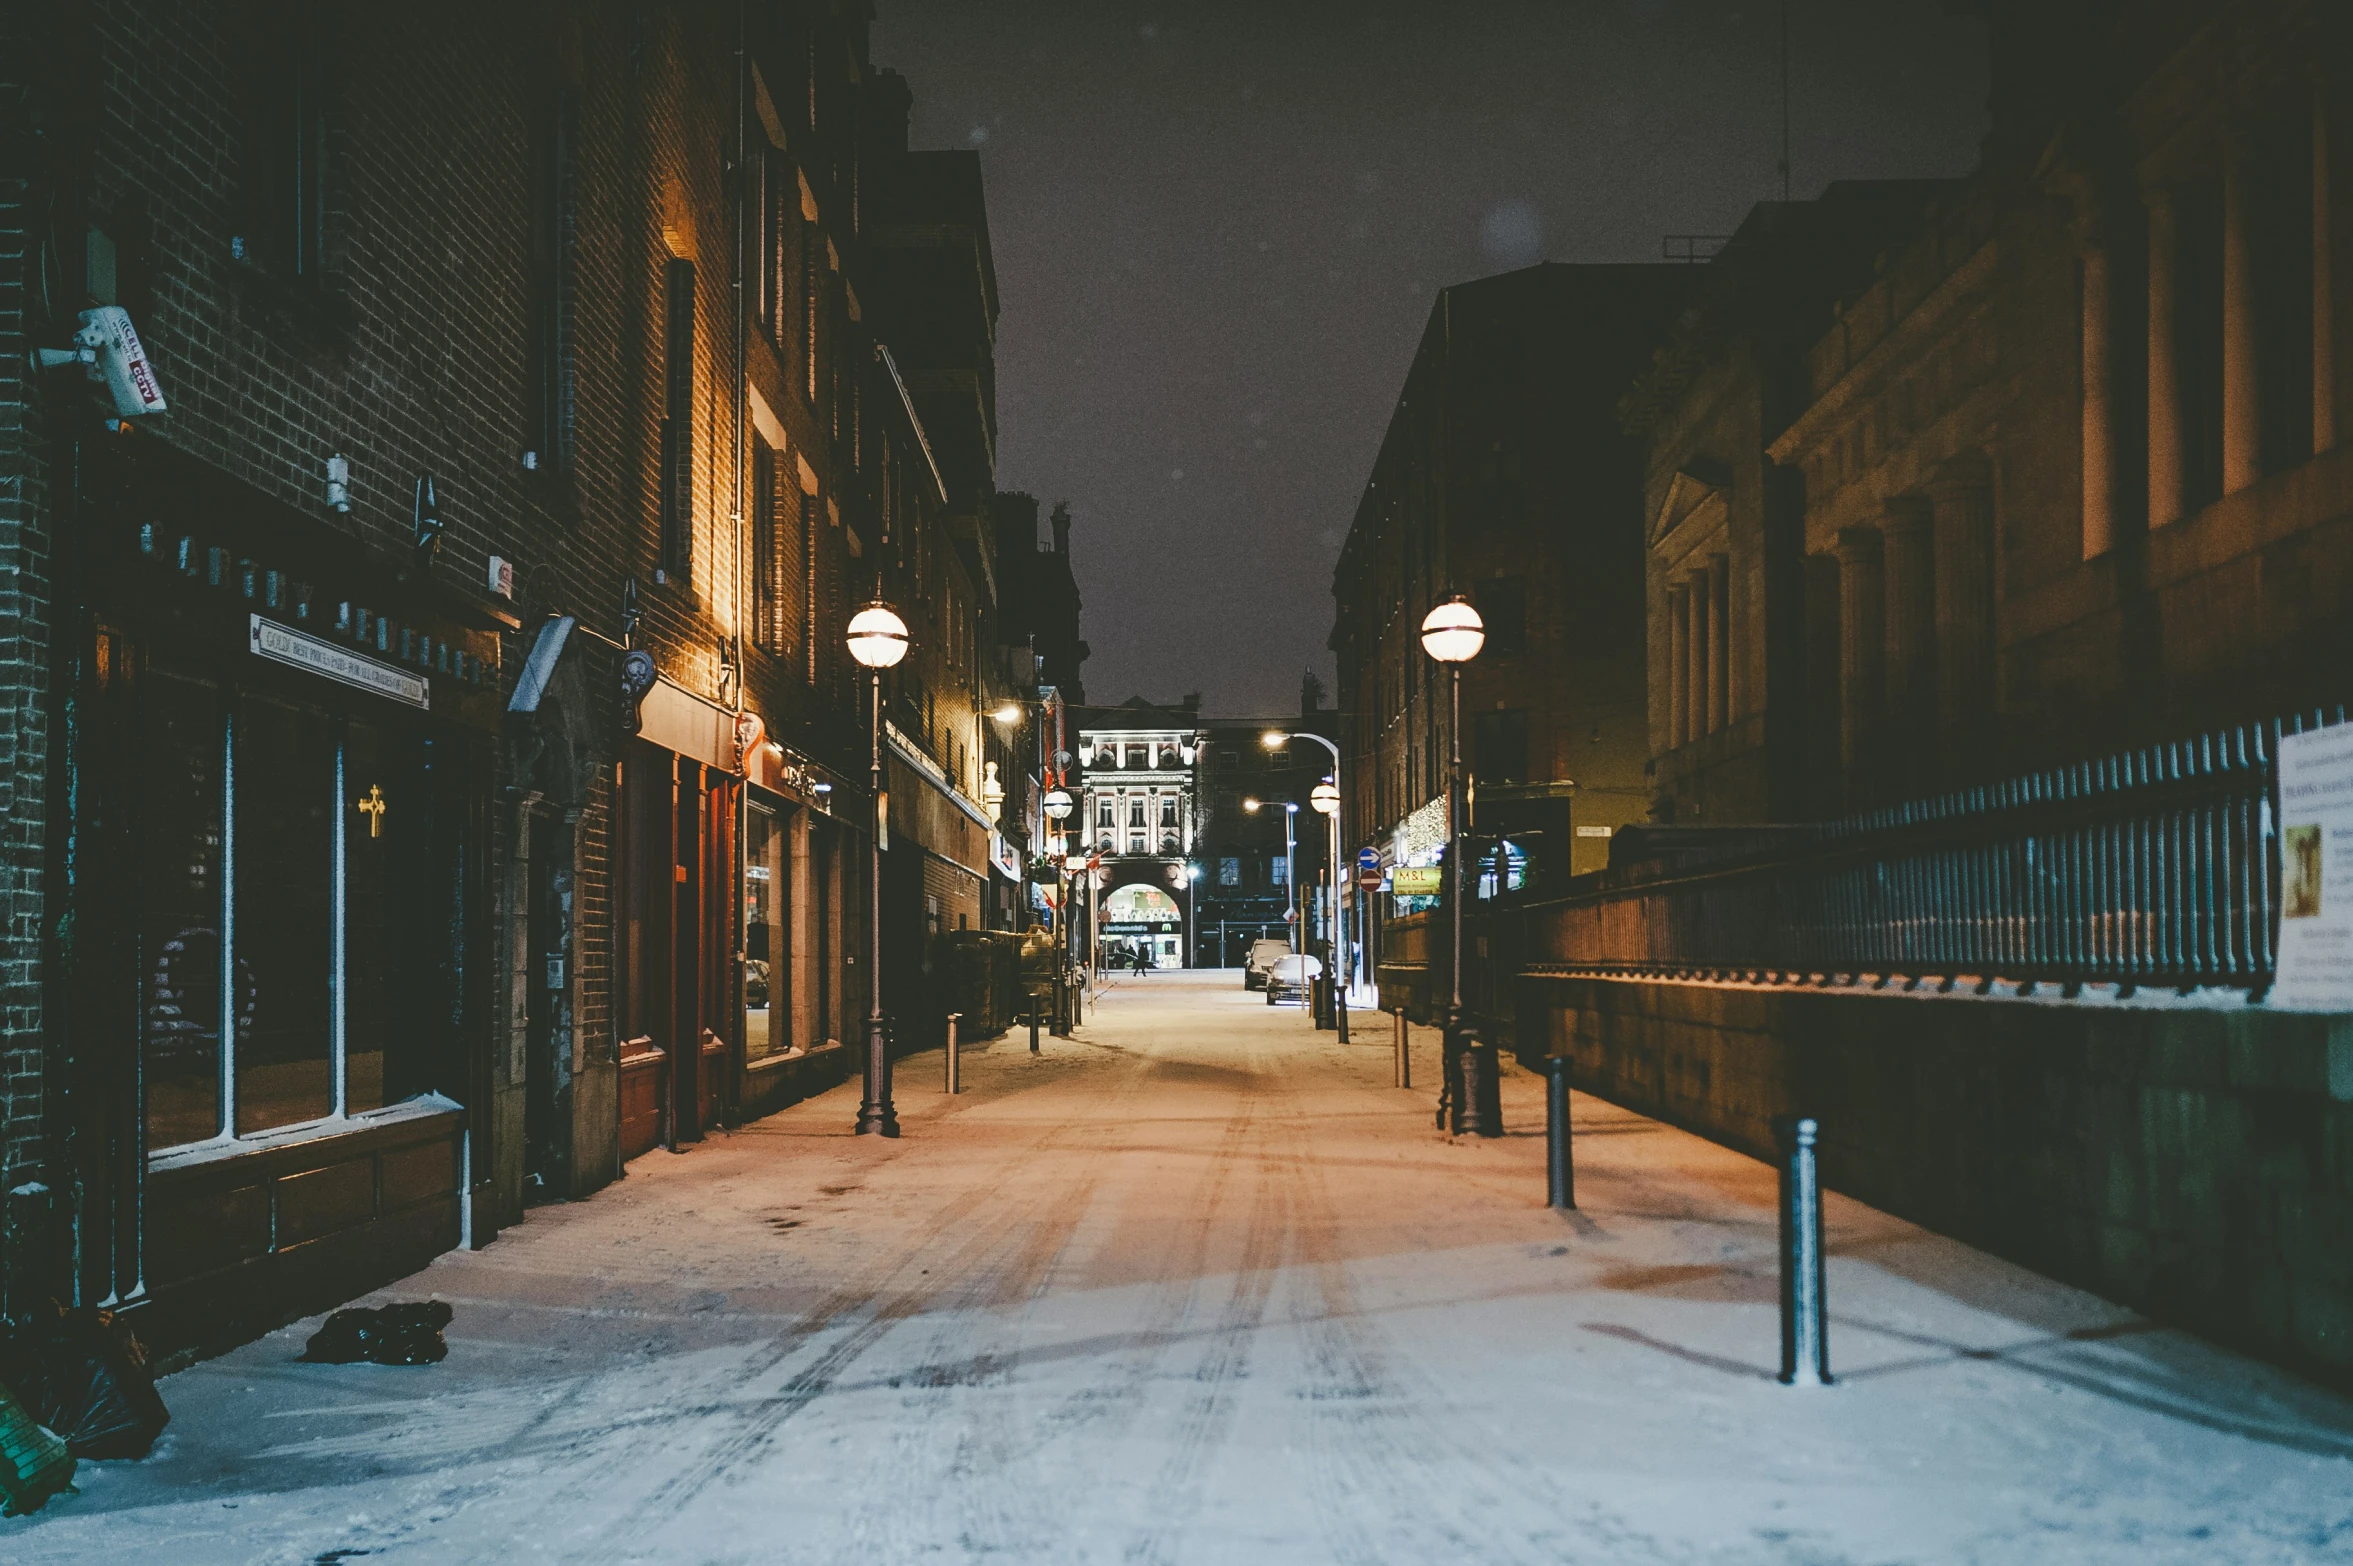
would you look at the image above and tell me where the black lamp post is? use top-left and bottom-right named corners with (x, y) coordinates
top-left (848, 600), bottom-right (910, 1137)
top-left (1420, 593), bottom-right (1495, 1137)
top-left (1042, 786), bottom-right (1074, 1031)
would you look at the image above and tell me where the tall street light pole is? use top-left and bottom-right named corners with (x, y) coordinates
top-left (1420, 593), bottom-right (1492, 1137)
top-left (1242, 796), bottom-right (1299, 960)
top-left (848, 601), bottom-right (911, 1138)
top-left (1311, 777), bottom-right (1344, 1036)
top-left (1266, 727), bottom-right (1349, 1042)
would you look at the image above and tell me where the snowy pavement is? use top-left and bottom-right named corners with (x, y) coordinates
top-left (11, 969), bottom-right (2353, 1565)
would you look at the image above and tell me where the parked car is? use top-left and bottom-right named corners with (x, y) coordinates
top-left (1264, 953), bottom-right (1323, 1005)
top-left (1242, 938), bottom-right (1292, 990)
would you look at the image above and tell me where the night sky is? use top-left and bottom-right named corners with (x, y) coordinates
top-left (870, 1), bottom-right (1990, 717)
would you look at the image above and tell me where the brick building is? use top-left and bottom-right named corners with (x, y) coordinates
top-left (0, 2), bottom-right (1029, 1359)
top-left (1327, 264), bottom-right (1692, 1015)
top-left (1191, 693), bottom-right (1342, 973)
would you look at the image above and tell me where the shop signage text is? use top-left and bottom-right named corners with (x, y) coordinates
top-left (249, 615), bottom-right (429, 710)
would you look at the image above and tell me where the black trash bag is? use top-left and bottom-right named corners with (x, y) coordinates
top-left (300, 1301), bottom-right (454, 1366)
top-left (0, 1302), bottom-right (170, 1460)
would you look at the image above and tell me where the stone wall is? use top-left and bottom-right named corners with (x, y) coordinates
top-left (1520, 973), bottom-right (2353, 1382)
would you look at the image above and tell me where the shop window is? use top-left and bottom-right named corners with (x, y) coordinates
top-left (141, 672), bottom-right (226, 1151)
top-left (743, 796), bottom-right (793, 1063)
top-left (143, 687), bottom-right (460, 1152)
top-left (1271, 856), bottom-right (1289, 887)
top-left (1218, 857), bottom-right (1240, 886)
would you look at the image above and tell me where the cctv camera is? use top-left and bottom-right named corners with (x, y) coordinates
top-left (32, 306), bottom-right (168, 419)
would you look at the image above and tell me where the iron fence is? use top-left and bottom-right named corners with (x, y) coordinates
top-left (1479, 706), bottom-right (2352, 1003)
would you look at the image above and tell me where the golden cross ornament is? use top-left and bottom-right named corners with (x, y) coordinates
top-left (356, 784), bottom-right (387, 839)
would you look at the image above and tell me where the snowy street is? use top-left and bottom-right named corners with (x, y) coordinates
top-left (11, 970), bottom-right (2353, 1564)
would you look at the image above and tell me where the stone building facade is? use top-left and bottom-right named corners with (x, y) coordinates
top-left (0, 1), bottom-right (1032, 1359)
top-left (1637, 0), bottom-right (2351, 822)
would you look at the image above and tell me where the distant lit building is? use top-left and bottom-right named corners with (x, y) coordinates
top-left (1076, 699), bottom-right (1205, 966)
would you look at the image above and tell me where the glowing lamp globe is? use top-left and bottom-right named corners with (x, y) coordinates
top-left (1419, 595), bottom-right (1485, 664)
top-left (1041, 787), bottom-right (1074, 820)
top-left (1261, 730), bottom-right (1286, 750)
top-left (846, 602), bottom-right (910, 669)
top-left (1310, 780), bottom-right (1340, 816)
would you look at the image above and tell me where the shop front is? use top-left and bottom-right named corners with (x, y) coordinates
top-left (881, 723), bottom-right (990, 1038)
top-left (57, 445), bottom-right (505, 1358)
top-left (738, 741), bottom-right (861, 1122)
top-left (1102, 882), bottom-right (1185, 970)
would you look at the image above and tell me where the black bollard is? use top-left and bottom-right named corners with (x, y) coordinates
top-left (1028, 998), bottom-right (1041, 1054)
top-left (1777, 1116), bottom-right (1832, 1387)
top-left (1545, 1056), bottom-right (1574, 1210)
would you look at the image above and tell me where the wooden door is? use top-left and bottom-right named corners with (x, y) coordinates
top-left (617, 742), bottom-right (671, 1161)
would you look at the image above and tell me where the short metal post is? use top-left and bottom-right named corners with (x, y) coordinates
top-left (1778, 1116), bottom-right (1832, 1387)
top-left (1028, 999), bottom-right (1040, 1054)
top-left (945, 1012), bottom-right (961, 1095)
top-left (1545, 1056), bottom-right (1574, 1210)
top-left (1393, 1008), bottom-right (1410, 1088)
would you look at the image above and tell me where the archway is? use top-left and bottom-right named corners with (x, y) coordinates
top-left (1100, 881), bottom-right (1184, 969)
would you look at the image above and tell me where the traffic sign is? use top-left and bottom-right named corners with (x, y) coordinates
top-left (1356, 847), bottom-right (1380, 871)
top-left (1356, 867), bottom-right (1384, 890)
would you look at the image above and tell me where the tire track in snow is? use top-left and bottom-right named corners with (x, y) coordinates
top-left (1118, 1037), bottom-right (1291, 1565)
top-left (542, 1071), bottom-right (1150, 1558)
top-left (872, 1036), bottom-right (1167, 1560)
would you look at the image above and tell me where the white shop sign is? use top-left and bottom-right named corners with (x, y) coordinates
top-left (2271, 724), bottom-right (2353, 1011)
top-left (248, 614), bottom-right (430, 711)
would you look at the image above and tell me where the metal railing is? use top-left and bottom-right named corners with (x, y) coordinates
top-left (1479, 706), bottom-right (2351, 1003)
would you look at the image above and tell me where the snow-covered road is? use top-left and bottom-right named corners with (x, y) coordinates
top-left (12, 970), bottom-right (2353, 1564)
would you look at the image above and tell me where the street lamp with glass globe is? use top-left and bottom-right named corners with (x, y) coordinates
top-left (1419, 593), bottom-right (1496, 1137)
top-left (847, 601), bottom-right (910, 1138)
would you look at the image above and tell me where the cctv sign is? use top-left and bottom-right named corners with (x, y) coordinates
top-left (80, 307), bottom-right (167, 416)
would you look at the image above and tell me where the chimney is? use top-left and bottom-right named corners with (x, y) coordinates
top-left (1299, 668), bottom-right (1325, 715)
top-left (1050, 500), bottom-right (1072, 555)
top-left (871, 68), bottom-right (913, 156)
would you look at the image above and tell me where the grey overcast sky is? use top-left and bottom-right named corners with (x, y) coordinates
top-left (871, 1), bottom-right (1990, 716)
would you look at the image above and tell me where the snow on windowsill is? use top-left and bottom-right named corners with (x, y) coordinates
top-left (148, 1093), bottom-right (465, 1174)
